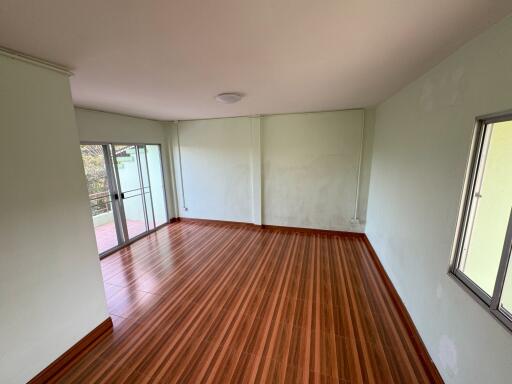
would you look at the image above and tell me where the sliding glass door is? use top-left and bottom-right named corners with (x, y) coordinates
top-left (81, 143), bottom-right (168, 256)
top-left (81, 145), bottom-right (122, 254)
top-left (143, 145), bottom-right (168, 227)
top-left (113, 145), bottom-right (149, 240)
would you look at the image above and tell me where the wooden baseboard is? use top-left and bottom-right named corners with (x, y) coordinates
top-left (362, 236), bottom-right (444, 383)
top-left (261, 224), bottom-right (364, 237)
top-left (28, 317), bottom-right (113, 384)
top-left (173, 217), bottom-right (364, 237)
top-left (175, 217), bottom-right (257, 228)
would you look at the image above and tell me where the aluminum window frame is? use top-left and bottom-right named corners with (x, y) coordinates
top-left (450, 113), bottom-right (512, 333)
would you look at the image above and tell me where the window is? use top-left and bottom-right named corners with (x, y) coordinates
top-left (451, 114), bottom-right (512, 330)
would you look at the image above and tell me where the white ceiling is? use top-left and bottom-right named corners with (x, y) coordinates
top-left (1, 1), bottom-right (511, 121)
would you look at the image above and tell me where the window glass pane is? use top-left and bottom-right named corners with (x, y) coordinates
top-left (500, 246), bottom-right (512, 315)
top-left (459, 121), bottom-right (512, 295)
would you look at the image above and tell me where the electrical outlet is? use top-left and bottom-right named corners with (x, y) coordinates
top-left (350, 218), bottom-right (360, 226)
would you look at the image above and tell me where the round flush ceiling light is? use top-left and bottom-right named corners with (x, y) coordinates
top-left (215, 92), bottom-right (244, 104)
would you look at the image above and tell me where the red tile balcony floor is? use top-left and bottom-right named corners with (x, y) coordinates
top-left (94, 220), bottom-right (147, 254)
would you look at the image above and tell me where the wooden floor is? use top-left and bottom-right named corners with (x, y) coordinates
top-left (51, 221), bottom-right (439, 383)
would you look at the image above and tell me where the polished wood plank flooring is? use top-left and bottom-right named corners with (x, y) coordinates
top-left (51, 221), bottom-right (437, 383)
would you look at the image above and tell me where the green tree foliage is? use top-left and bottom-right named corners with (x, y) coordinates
top-left (80, 145), bottom-right (111, 216)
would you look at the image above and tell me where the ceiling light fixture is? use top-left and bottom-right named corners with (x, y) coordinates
top-left (215, 92), bottom-right (244, 104)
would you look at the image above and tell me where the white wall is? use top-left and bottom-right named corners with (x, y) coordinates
top-left (172, 117), bottom-right (254, 223)
top-left (0, 55), bottom-right (109, 383)
top-left (75, 108), bottom-right (175, 219)
top-left (76, 107), bottom-right (167, 144)
top-left (262, 110), bottom-right (365, 231)
top-left (171, 110), bottom-right (368, 230)
top-left (366, 15), bottom-right (512, 384)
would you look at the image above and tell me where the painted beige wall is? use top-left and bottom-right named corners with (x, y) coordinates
top-left (171, 110), bottom-right (369, 230)
top-left (365, 15), bottom-right (512, 384)
top-left (0, 56), bottom-right (109, 383)
top-left (76, 108), bottom-right (167, 144)
top-left (359, 108), bottom-right (375, 226)
top-left (262, 110), bottom-right (365, 231)
top-left (75, 108), bottom-right (176, 218)
top-left (172, 117), bottom-right (254, 223)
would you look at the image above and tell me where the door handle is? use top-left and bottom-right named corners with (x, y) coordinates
top-left (113, 193), bottom-right (125, 200)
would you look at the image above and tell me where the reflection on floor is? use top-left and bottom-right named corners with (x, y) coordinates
top-left (50, 221), bottom-right (440, 383)
top-left (94, 220), bottom-right (146, 253)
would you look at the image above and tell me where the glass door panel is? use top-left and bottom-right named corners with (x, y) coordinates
top-left (80, 144), bottom-right (121, 254)
top-left (138, 146), bottom-right (156, 230)
top-left (146, 145), bottom-right (168, 226)
top-left (113, 145), bottom-right (148, 240)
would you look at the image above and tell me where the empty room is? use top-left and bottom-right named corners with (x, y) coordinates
top-left (2, 1), bottom-right (512, 383)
